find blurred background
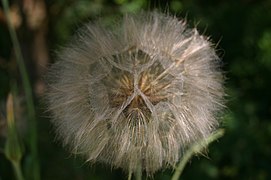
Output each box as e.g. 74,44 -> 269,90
0,0 -> 271,179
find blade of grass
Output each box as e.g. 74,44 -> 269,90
1,1 -> 40,179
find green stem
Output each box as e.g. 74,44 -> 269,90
12,161 -> 25,180
128,171 -> 132,180
1,0 -> 40,180
171,129 -> 225,180
135,162 -> 142,180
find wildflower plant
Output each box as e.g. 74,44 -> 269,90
46,11 -> 224,177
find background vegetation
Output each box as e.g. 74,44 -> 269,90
0,0 -> 271,179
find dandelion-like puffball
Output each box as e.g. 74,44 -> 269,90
46,11 -> 224,174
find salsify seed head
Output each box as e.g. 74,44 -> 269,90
46,11 -> 224,174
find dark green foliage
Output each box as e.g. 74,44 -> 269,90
0,0 -> 270,179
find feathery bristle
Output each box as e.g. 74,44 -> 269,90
46,11 -> 225,175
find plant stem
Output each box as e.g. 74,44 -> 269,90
171,129 -> 225,180
128,171 -> 132,180
12,161 -> 25,180
1,0 -> 40,179
136,162 -> 142,180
